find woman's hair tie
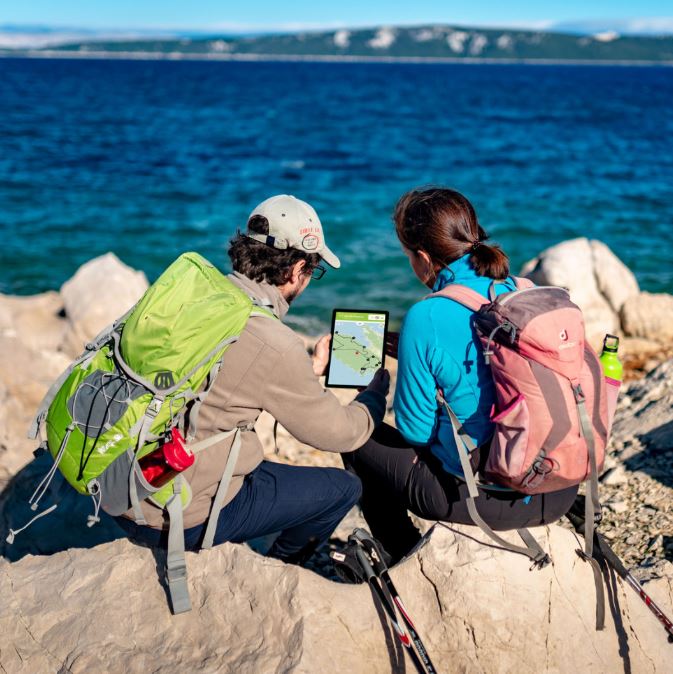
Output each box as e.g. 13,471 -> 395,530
471,239 -> 481,251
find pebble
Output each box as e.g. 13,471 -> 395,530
607,500 -> 628,514
647,534 -> 663,552
601,465 -> 628,486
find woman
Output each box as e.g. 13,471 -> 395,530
342,187 -> 578,563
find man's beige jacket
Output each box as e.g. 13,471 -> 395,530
122,272 -> 386,529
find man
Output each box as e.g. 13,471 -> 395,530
116,195 -> 389,563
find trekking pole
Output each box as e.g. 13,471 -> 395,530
566,505 -> 673,644
351,529 -> 438,673
352,543 -> 432,674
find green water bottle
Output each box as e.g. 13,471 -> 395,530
599,334 -> 622,430
599,334 -> 623,381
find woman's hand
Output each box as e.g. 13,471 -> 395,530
363,368 -> 390,398
385,331 -> 400,359
312,334 -> 331,377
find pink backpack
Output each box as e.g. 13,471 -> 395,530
432,276 -> 609,494
429,277 -> 609,627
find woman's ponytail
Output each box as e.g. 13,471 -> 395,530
469,241 -> 509,280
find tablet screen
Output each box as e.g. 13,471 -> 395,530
325,309 -> 388,388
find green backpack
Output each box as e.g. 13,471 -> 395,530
10,252 -> 275,613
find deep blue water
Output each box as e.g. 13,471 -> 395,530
1,57 -> 672,332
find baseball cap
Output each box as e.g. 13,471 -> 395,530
245,195 -> 341,269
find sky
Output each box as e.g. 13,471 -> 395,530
2,0 -> 673,32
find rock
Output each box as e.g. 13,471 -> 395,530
620,336 -> 663,356
0,335 -> 72,483
619,336 -> 673,381
648,535 -> 664,552
0,291 -> 69,354
0,381 -> 26,490
600,465 -> 628,486
520,238 -> 638,346
60,253 -> 149,344
598,358 -> 673,575
611,358 -> 673,451
606,500 -> 628,514
621,292 -> 673,343
589,240 -> 640,315
1,524 -> 672,673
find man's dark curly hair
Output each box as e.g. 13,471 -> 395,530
228,215 -> 322,286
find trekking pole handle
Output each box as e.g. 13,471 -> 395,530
565,508 -> 585,534
353,546 -> 377,583
352,529 -> 388,576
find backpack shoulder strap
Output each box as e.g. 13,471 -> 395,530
512,276 -> 535,290
426,284 -> 487,312
487,276 -> 533,300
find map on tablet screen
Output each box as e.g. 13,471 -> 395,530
326,310 -> 388,388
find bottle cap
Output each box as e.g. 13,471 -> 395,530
602,334 -> 620,353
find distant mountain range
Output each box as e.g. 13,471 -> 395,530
3,24 -> 673,62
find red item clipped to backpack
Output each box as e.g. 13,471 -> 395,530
139,428 -> 195,488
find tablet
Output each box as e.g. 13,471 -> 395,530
325,309 -> 388,388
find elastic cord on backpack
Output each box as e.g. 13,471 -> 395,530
29,424 -> 73,511
87,479 -> 102,528
5,504 -> 58,544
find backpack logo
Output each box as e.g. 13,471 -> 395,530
558,329 -> 576,350
154,371 -> 175,390
96,433 -> 124,455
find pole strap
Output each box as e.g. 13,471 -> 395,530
165,475 -> 191,614
575,387 -> 606,631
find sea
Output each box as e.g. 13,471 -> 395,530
1,57 -> 672,333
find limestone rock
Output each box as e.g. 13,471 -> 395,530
0,381 -> 25,490
0,335 -> 71,483
520,238 -> 639,347
0,317 -> 73,485
589,240 -> 640,316
621,292 -> 673,343
60,253 -> 148,344
1,524 -> 671,673
0,291 -> 69,354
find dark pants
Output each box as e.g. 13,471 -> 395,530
115,460 -> 362,561
342,423 -> 578,562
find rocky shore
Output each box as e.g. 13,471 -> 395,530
1,238 -> 672,672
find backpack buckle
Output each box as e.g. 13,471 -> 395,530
146,398 -> 162,419
531,553 -> 552,570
